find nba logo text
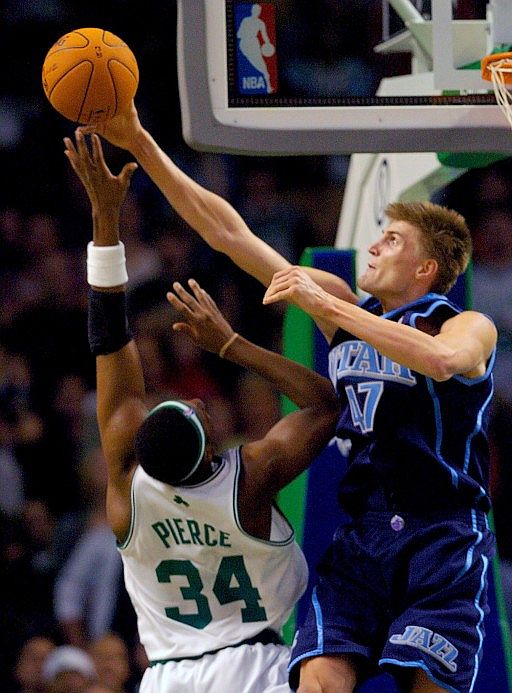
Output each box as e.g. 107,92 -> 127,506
235,3 -> 278,95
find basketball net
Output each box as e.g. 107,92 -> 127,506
482,54 -> 512,129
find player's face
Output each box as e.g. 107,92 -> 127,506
357,221 -> 430,308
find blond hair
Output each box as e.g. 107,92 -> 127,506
385,201 -> 471,294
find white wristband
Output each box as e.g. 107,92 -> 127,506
87,242 -> 128,287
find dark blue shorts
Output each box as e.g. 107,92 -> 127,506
289,510 -> 495,693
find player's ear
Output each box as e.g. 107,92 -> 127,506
416,258 -> 438,281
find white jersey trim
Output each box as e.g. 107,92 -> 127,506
232,448 -> 296,547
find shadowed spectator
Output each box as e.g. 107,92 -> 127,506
89,633 -> 132,693
14,635 -> 56,693
41,645 -> 97,693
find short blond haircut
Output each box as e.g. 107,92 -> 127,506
385,201 -> 472,294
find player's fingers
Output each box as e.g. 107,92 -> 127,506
187,279 -> 209,305
172,322 -> 195,338
75,136 -> 97,182
188,279 -> 217,311
167,288 -> 197,320
120,162 -> 138,184
89,136 -> 113,180
166,291 -> 191,315
63,151 -> 80,175
63,139 -> 87,179
187,278 -> 202,295
63,137 -> 77,156
63,156 -> 82,182
271,267 -> 293,281
77,125 -> 97,135
63,143 -> 78,167
272,266 -> 303,285
90,133 -> 107,167
172,281 -> 201,311
262,279 -> 286,299
74,129 -> 92,162
262,287 -> 288,304
63,136 -> 84,170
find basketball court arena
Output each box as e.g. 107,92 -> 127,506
177,1 -> 512,690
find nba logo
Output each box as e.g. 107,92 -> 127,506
235,3 -> 278,95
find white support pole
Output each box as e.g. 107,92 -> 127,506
488,0 -> 512,47
387,0 -> 425,26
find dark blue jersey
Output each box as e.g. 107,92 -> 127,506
328,293 -> 495,516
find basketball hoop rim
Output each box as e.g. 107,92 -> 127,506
481,52 -> 512,84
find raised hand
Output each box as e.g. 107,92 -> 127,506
167,279 -> 235,355
78,100 -> 143,151
64,130 -> 137,216
262,266 -> 330,319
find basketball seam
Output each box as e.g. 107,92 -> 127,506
108,59 -> 139,82
78,64 -> 95,123
107,60 -> 119,117
47,30 -> 90,55
46,60 -> 94,123
101,28 -> 128,49
75,30 -> 91,46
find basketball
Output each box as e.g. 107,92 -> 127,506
42,27 -> 139,124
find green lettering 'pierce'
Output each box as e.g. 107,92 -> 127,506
147,400 -> 206,482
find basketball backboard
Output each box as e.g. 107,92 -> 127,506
176,0 -> 512,155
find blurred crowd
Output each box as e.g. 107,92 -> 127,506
0,1 -> 511,690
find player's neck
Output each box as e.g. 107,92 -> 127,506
377,286 -> 432,314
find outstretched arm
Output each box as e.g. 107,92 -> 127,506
65,130 -> 146,539
264,266 -> 497,380
167,279 -> 339,500
84,102 -> 358,341
168,278 -> 337,411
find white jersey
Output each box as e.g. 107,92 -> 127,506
118,447 -> 308,662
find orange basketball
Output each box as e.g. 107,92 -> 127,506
42,27 -> 139,124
